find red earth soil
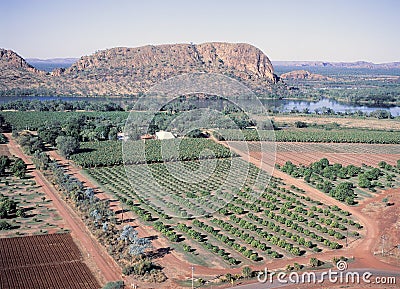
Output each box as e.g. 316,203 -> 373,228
0,233 -> 100,289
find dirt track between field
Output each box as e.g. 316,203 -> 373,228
5,134 -> 122,286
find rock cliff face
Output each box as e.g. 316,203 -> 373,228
67,43 -> 275,80
0,49 -> 38,72
0,43 -> 278,96
0,49 -> 49,93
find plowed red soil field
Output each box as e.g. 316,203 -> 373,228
228,141 -> 400,166
0,233 -> 100,289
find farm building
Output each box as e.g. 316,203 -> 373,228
155,130 -> 175,140
117,132 -> 128,140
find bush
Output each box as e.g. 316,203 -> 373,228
0,155 -> 11,175
0,195 -> 17,218
0,220 -> 12,230
242,266 -> 252,278
309,257 -> 322,267
10,158 -> 27,179
132,259 -> 153,276
102,281 -> 124,289
16,209 -> 26,218
56,135 -> 79,158
295,121 -> 308,128
183,244 -> 192,252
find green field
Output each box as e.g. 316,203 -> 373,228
71,138 -> 237,167
216,128 -> 400,144
86,156 -> 362,267
279,159 -> 400,204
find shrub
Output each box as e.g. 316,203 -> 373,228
295,121 -> 308,128
309,257 -> 322,267
56,135 -> 80,158
242,266 -> 252,278
102,281 -> 124,289
0,220 -> 12,230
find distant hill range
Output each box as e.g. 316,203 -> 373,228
26,58 -> 78,72
0,42 -> 280,96
273,61 -> 400,69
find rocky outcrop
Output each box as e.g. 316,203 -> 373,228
0,49 -> 51,93
67,43 -> 275,81
0,43 -> 279,96
0,49 -> 39,73
280,70 -> 334,81
51,68 -> 65,77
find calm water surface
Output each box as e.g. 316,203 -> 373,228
0,96 -> 399,116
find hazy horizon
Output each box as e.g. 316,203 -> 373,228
1,0 -> 399,63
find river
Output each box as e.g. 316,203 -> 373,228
261,98 -> 400,116
0,96 -> 399,116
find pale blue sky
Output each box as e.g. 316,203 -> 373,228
1,0 -> 399,62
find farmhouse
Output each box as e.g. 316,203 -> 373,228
155,130 -> 175,140
117,132 -> 128,141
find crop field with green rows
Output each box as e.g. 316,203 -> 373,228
71,138 -> 236,167
216,128 -> 400,144
86,156 -> 363,267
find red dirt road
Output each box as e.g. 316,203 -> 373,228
5,134 -> 122,286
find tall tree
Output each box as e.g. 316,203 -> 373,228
0,195 -> 17,218
0,155 -> 11,175
56,136 -> 80,158
10,158 -> 26,178
38,122 -> 64,146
